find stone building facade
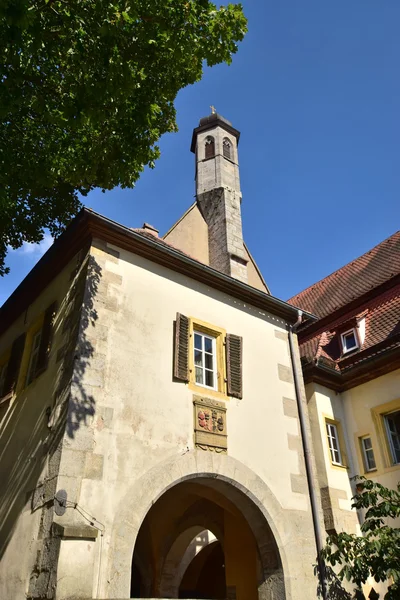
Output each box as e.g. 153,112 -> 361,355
289,231 -> 400,598
1,112 -> 398,600
0,113 -> 322,600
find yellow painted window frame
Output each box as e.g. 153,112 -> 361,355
353,430 -> 380,475
371,398 -> 400,472
359,434 -> 377,474
188,317 -> 227,400
323,415 -> 349,470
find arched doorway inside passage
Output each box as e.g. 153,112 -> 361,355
130,476 -> 286,600
105,451 -> 295,600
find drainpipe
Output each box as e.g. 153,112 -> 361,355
288,310 -> 328,600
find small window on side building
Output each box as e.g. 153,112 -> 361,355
341,328 -> 359,354
360,436 -> 376,472
384,410 -> 400,465
326,421 -> 343,466
26,330 -> 42,386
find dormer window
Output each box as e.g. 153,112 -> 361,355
341,328 -> 359,354
205,136 -> 215,159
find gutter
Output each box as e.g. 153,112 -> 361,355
288,310 -> 327,600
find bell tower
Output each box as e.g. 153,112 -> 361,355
191,110 -> 248,283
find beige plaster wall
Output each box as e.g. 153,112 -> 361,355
342,369 -> 400,490
306,373 -> 400,600
53,240 -> 320,599
0,249 -> 87,600
163,203 -> 210,266
305,383 -> 357,534
244,245 -> 269,293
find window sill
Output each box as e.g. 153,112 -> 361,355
382,463 -> 400,474
188,381 -> 228,401
330,463 -> 348,471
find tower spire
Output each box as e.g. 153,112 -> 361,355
191,111 -> 247,283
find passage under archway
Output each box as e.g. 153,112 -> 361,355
130,477 -> 285,600
179,538 -> 225,599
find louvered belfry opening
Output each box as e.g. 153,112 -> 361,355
223,137 -> 232,160
204,135 -> 215,159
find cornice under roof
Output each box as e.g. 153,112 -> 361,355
0,209 -> 316,335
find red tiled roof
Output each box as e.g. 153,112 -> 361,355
288,231 -> 400,319
299,284 -> 400,369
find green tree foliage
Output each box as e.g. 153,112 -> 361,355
0,0 -> 247,275
322,476 -> 400,599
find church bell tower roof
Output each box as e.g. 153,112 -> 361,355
190,111 -> 240,153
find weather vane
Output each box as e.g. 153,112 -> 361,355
210,105 -> 216,114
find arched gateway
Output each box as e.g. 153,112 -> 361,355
106,451 -> 296,600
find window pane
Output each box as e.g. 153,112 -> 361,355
195,367 -> 203,384
194,350 -> 203,366
361,437 -> 376,471
385,411 -> 400,464
205,353 -> 213,370
326,422 -> 342,465
366,450 -> 376,470
205,370 -> 214,388
343,331 -> 357,351
33,332 -> 42,351
363,437 -> 372,450
194,334 -> 202,351
204,337 -> 213,353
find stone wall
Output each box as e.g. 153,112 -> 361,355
0,248 -> 89,600
49,242 -> 321,599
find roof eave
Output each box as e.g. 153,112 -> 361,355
302,342 -> 400,392
0,208 -> 317,335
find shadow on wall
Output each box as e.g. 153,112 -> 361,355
316,565 -> 379,600
0,251 -> 101,578
65,253 -> 101,439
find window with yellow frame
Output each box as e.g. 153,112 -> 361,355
372,399 -> 400,469
324,417 -> 348,468
188,318 -> 226,397
174,313 -> 243,400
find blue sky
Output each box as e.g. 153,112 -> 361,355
2,0 -> 400,306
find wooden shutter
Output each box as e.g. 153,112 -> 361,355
2,333 -> 26,397
174,313 -> 189,382
226,333 -> 243,399
36,301 -> 57,376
